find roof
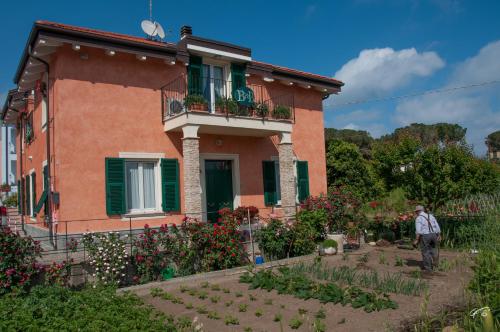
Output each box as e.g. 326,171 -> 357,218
12,20 -> 343,88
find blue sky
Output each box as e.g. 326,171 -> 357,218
1,0 -> 499,154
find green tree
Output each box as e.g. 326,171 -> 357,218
326,140 -> 382,200
486,130 -> 500,150
379,123 -> 467,147
324,128 -> 373,157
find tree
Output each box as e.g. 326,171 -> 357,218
326,140 -> 382,200
486,130 -> 500,150
379,123 -> 467,147
324,128 -> 373,158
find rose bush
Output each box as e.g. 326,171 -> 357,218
0,227 -> 43,294
82,231 -> 128,286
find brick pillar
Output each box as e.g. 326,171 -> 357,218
278,132 -> 296,218
182,125 -> 202,221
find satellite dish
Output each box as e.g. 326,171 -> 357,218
155,21 -> 165,39
141,19 -> 157,37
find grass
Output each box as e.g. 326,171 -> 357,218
313,319 -> 326,332
379,252 -> 388,265
185,302 -> 193,309
298,308 -> 308,315
195,305 -> 208,314
207,311 -> 220,320
274,313 -> 283,322
210,295 -> 220,303
395,256 -> 404,267
264,298 -> 273,305
225,300 -> 233,307
249,294 -> 257,301
200,281 -> 209,288
197,291 -> 208,299
235,291 -> 243,297
358,253 -> 370,263
179,285 -> 189,293
222,288 -> 230,294
315,308 -> 326,319
224,315 -> 239,326
289,316 -> 303,329
255,308 -> 264,317
239,303 -> 248,312
210,284 -> 221,291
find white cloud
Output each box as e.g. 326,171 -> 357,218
394,40 -> 500,155
449,40 -> 500,86
328,47 -> 445,105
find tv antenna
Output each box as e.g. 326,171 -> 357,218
141,0 -> 168,40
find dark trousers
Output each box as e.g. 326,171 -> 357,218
420,233 -> 439,271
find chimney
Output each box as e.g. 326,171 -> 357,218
180,26 -> 192,39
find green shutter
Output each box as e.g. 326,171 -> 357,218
231,63 -> 246,95
43,165 -> 49,216
188,55 -> 203,95
262,161 -> 277,206
161,158 -> 180,212
296,161 -> 310,203
17,180 -> 21,214
25,175 -> 30,215
32,172 -> 36,216
105,158 -> 125,215
33,190 -> 47,215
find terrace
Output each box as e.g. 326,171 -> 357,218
161,74 -> 294,137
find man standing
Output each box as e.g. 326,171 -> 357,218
413,205 -> 441,272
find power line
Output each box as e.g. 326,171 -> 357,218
328,79 -> 500,108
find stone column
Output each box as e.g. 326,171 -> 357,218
182,125 -> 202,221
278,132 -> 296,218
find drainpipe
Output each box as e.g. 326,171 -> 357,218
28,46 -> 54,247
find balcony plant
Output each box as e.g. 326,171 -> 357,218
273,105 -> 291,119
255,103 -> 269,118
184,94 -> 208,112
1,183 -> 11,193
226,99 -> 239,115
215,98 -> 226,113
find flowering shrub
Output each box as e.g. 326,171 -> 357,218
187,218 -> 245,272
255,219 -> 292,260
233,206 -> 259,222
302,187 -> 363,233
82,232 -> 128,286
66,238 -> 78,252
45,260 -> 73,287
0,227 -> 43,294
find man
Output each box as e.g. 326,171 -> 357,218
413,205 -> 441,272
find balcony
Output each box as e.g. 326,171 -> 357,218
161,74 -> 294,137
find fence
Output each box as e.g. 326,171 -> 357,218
5,207 -> 304,288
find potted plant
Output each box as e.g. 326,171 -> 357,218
184,94 -> 208,112
226,98 -> 239,115
0,183 -> 11,193
322,239 -> 338,255
273,105 -> 291,119
215,97 -> 226,113
255,103 -> 269,118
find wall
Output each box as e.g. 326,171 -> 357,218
23,44 -> 327,233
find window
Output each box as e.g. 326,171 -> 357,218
262,159 -> 309,206
125,161 -> 159,214
25,113 -> 34,144
41,93 -> 47,129
202,64 -> 225,112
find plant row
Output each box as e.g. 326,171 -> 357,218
239,267 -> 398,313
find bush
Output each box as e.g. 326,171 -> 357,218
322,239 -> 338,248
0,286 -> 179,331
0,227 -> 42,295
255,219 -> 292,260
296,209 -> 328,241
469,251 -> 500,320
290,219 -> 317,256
3,194 -> 18,208
82,231 -> 128,286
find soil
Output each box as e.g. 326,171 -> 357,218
138,245 -> 472,332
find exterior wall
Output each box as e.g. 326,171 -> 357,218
18,44 -> 328,234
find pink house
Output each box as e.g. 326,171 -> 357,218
1,21 -> 343,240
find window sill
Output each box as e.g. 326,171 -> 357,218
121,212 -> 166,221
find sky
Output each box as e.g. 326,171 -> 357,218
0,0 -> 499,155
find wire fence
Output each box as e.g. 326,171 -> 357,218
4,206 -> 303,288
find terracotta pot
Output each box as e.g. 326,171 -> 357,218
190,103 -> 208,112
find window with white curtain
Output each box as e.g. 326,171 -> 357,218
125,161 -> 158,214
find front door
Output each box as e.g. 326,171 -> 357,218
205,160 -> 233,223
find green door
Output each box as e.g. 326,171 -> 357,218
205,160 -> 234,223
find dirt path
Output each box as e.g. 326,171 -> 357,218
136,246 -> 472,331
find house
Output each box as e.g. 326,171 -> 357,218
1,21 -> 343,239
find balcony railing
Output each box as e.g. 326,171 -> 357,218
161,74 -> 295,123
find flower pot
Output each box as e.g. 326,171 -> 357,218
190,103 -> 208,112
324,247 -> 337,255
327,234 -> 344,254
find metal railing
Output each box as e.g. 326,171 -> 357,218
161,74 -> 295,122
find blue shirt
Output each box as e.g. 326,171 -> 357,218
415,212 -> 441,235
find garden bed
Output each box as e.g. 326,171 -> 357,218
129,245 -> 472,331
